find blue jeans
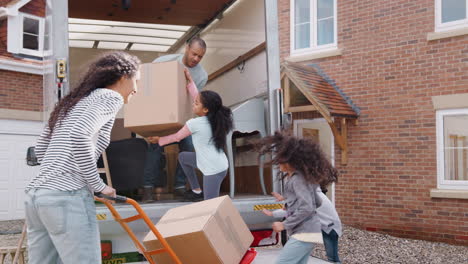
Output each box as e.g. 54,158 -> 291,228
143,136 -> 195,189
276,237 -> 314,264
25,188 -> 101,264
323,230 -> 341,263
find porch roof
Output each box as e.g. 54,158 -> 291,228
281,61 -> 360,119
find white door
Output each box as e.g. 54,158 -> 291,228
294,118 -> 336,203
0,119 -> 42,220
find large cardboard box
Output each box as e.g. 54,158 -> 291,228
143,196 -> 254,264
124,60 -> 192,137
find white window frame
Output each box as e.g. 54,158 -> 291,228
290,0 -> 337,56
436,109 -> 468,190
18,13 -> 45,57
435,0 -> 468,32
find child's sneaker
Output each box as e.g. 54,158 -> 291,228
183,190 -> 203,202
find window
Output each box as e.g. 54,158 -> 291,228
290,0 -> 337,55
436,109 -> 468,190
19,13 -> 45,57
435,0 -> 468,31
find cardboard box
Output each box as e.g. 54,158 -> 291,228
124,60 -> 192,137
143,196 -> 253,264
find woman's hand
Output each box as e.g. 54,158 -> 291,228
98,185 -> 117,203
101,185 -> 116,197
272,222 -> 285,232
184,68 -> 194,84
271,192 -> 285,201
147,136 -> 160,144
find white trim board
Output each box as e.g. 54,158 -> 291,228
0,59 -> 43,75
0,119 -> 43,135
0,109 -> 43,121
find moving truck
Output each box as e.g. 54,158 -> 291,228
42,0 -> 284,262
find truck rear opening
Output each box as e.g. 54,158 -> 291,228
44,0 -> 282,260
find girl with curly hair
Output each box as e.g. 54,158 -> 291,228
25,51 -> 141,264
255,131 -> 338,264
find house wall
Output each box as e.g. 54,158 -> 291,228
0,0 -> 44,117
0,0 -> 45,220
278,0 -> 468,245
0,69 -> 42,111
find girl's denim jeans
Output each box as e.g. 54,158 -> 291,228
276,237 -> 314,264
323,229 -> 341,263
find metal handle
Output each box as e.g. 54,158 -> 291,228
95,193 -> 128,203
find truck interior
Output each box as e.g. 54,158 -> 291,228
64,0 -> 274,202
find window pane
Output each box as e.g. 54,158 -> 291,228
443,115 -> 468,181
317,18 -> 334,45
295,23 -> 310,49
23,17 -> 39,35
23,34 -> 39,50
294,0 -> 310,50
442,0 -> 466,23
318,0 -> 334,19
295,0 -> 310,24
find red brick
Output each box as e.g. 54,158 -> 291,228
278,0 -> 468,245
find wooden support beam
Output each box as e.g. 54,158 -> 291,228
328,118 -> 348,165
208,42 -> 266,82
288,105 -> 317,113
283,76 -> 290,112
341,118 -> 348,165
280,71 -> 286,80
328,122 -> 345,150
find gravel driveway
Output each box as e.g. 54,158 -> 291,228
1,221 -> 467,264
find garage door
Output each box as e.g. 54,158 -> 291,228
0,119 -> 43,220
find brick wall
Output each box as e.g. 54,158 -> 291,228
19,0 -> 45,16
0,70 -> 42,111
0,0 -> 44,113
0,1 -> 12,6
278,0 -> 468,245
0,20 -> 6,53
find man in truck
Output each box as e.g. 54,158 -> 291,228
141,36 -> 208,202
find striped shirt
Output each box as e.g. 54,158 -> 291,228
26,88 -> 123,192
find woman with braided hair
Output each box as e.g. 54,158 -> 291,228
24,51 -> 141,264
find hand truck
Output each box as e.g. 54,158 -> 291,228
95,194 -> 258,264
95,194 -> 181,264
